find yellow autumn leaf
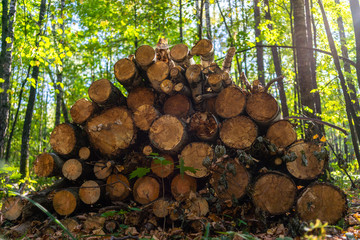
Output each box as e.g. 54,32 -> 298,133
5,37 -> 11,43
313,134 -> 319,139
320,136 -> 327,142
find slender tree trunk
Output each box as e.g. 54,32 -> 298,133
205,0 -> 212,40
5,66 -> 31,162
293,0 -> 316,122
0,0 -> 17,158
197,0 -> 204,40
254,0 -> 265,85
20,0 -> 47,177
134,3 -> 138,49
264,0 -> 289,117
179,0 -> 183,42
336,0 -> 360,113
318,0 -> 360,167
349,0 -> 360,88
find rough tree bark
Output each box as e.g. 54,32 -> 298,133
0,0 -> 17,158
205,0 -> 212,40
349,0 -> 360,88
264,0 -> 289,117
254,0 -> 265,85
179,0 -> 183,42
318,0 -> 360,167
20,0 -> 47,177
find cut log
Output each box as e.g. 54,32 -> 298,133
171,174 -> 197,201
160,79 -> 174,95
52,189 -> 79,216
190,39 -> 214,68
62,158 -> 90,181
79,180 -> 103,205
78,147 -> 91,160
266,120 -> 297,148
88,79 -> 124,106
114,58 -> 142,90
188,197 -> 209,217
189,112 -> 219,141
127,87 -> 155,112
133,176 -> 160,204
208,73 -> 223,92
170,43 -> 194,68
222,47 -> 236,73
252,172 -> 296,215
147,61 -> 170,92
1,197 -> 24,220
86,107 -> 135,156
296,183 -> 347,224
215,86 -> 246,118
246,92 -> 281,125
133,104 -> 160,131
135,45 -> 156,70
142,145 -> 153,156
180,142 -> 214,178
170,66 -> 186,84
151,154 -> 174,178
34,153 -> 64,177
106,174 -> 130,201
163,94 -> 191,118
152,199 -> 170,218
61,218 -> 79,233
94,160 -> 113,180
149,115 -> 188,153
286,142 -> 326,180
185,64 -> 203,104
220,116 -> 258,150
210,159 -> 250,200
70,98 -> 96,124
174,83 -> 191,97
50,123 -> 84,157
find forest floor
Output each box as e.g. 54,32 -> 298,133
0,180 -> 359,240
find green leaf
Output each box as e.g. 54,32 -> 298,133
177,157 -> 197,177
0,78 -> 4,83
5,37 -> 11,43
129,167 -> 150,179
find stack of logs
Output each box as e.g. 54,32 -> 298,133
2,39 -> 347,231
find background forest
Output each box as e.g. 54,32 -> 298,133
0,0 -> 360,188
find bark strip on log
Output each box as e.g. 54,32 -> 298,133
127,87 -> 155,112
180,142 -> 214,178
88,79 -> 124,107
252,171 -> 296,215
34,153 -> 64,177
220,116 -> 258,150
266,120 -> 297,148
70,98 -> 96,124
246,92 -> 281,125
215,86 -> 246,118
86,107 -> 135,156
149,115 -> 188,153
133,176 -> 160,204
286,141 -> 326,180
52,189 -> 79,216
174,83 -> 191,97
171,174 -> 197,201
185,64 -> 203,104
296,182 -> 347,224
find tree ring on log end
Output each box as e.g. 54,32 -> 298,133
286,142 -> 326,180
53,190 -> 78,216
170,44 -> 189,62
62,159 -> 82,181
86,107 -> 135,156
114,59 -> 137,84
163,94 -> 191,118
215,86 -> 246,118
220,116 -> 258,150
70,98 -> 95,124
2,197 -> 24,220
88,79 -> 113,105
180,142 -> 214,178
149,115 -> 187,152
50,124 -> 77,156
127,87 -> 155,112
133,176 -> 160,204
296,183 -> 347,224
135,45 -> 156,67
34,153 -> 60,177
266,120 -> 297,148
246,92 -> 280,124
106,174 -> 130,201
171,174 -> 197,200
79,180 -> 101,205
252,172 -> 296,215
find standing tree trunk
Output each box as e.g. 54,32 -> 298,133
0,0 -> 17,158
205,0 -> 212,40
254,0 -> 265,85
179,0 -> 183,42
20,0 -> 47,177
318,0 -> 360,167
293,0 -> 317,122
264,0 -> 289,117
196,0 -> 204,40
349,0 -> 360,88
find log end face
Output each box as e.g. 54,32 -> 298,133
2,197 -> 24,220
246,92 -> 279,123
151,154 -> 174,178
106,174 -> 130,201
62,159 -> 82,181
79,180 -> 101,205
266,120 -> 297,148
133,104 -> 159,131
88,79 -> 113,105
53,190 -> 78,216
215,86 -> 246,118
50,124 -> 77,156
163,94 -> 191,118
170,44 -> 189,62
34,153 -> 56,177
135,45 -> 156,66
171,174 -> 197,200
127,87 -> 155,111
114,58 -> 136,83
190,39 -> 213,56
189,112 -> 219,141
133,176 -> 160,204
70,98 -> 94,124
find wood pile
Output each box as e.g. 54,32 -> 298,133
1,39 -> 347,237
